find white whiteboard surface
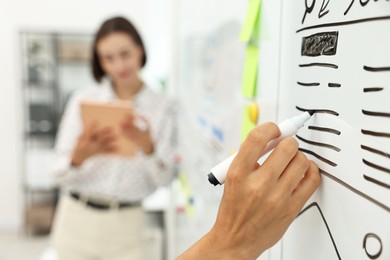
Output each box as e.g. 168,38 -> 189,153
174,0 -> 248,255
276,1 -> 390,259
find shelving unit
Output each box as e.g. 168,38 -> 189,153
20,31 -> 94,235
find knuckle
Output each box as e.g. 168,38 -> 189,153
296,152 -> 310,170
306,161 -> 321,187
311,167 -> 322,187
225,169 -> 241,184
278,137 -> 299,155
247,128 -> 267,145
266,194 -> 281,211
262,122 -> 279,133
248,184 -> 261,200
246,122 -> 280,145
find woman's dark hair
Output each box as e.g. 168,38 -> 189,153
91,16 -> 147,83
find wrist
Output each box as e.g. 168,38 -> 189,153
206,226 -> 265,259
177,229 -> 249,260
206,228 -> 245,259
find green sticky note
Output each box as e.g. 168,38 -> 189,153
241,45 -> 259,98
249,2 -> 262,44
241,104 -> 257,142
240,0 -> 262,42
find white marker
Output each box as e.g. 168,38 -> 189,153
208,111 -> 314,186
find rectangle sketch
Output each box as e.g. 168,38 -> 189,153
301,31 -> 339,57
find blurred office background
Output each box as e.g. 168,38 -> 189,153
0,0 -> 261,259
1,0 -> 177,259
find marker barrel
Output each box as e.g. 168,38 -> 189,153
208,112 -> 311,185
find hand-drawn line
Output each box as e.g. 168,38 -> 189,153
363,66 -> 390,72
299,148 -> 337,167
299,63 -> 338,69
363,233 -> 383,259
362,159 -> 390,174
297,202 -> 342,260
297,81 -> 320,87
296,106 -> 340,116
328,83 -> 341,88
296,15 -> 390,33
361,145 -> 390,159
363,87 -> 384,93
302,0 -> 315,24
362,110 -> 390,118
296,135 -> 341,152
361,129 -> 390,138
363,175 -> 390,190
344,0 -> 372,16
319,0 -> 330,19
344,0 -> 355,15
308,126 -> 341,135
319,168 -> 390,213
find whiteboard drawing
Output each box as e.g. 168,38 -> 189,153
277,0 -> 390,259
282,202 -> 341,259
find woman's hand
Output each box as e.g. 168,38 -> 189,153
121,114 -> 154,155
71,123 -> 117,166
178,122 -> 321,260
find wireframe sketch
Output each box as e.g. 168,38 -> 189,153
278,0 -> 390,259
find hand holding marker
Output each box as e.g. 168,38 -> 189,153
208,111 -> 315,186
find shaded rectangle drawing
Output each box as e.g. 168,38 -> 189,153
301,31 -> 339,57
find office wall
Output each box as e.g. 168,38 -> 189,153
0,0 -> 174,231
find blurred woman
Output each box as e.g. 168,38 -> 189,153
51,16 -> 176,260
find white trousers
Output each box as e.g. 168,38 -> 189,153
51,195 -> 149,260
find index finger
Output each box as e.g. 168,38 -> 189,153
231,122 -> 280,176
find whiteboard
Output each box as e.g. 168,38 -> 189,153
174,0 -> 248,255
276,1 -> 390,259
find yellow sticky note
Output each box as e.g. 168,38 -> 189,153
240,0 -> 262,42
241,104 -> 257,141
241,45 -> 259,98
248,102 -> 259,124
178,171 -> 195,218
